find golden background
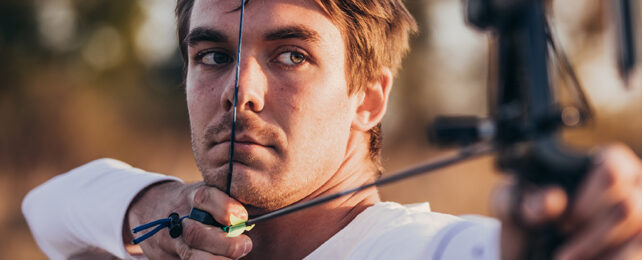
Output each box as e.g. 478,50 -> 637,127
1,0 -> 640,258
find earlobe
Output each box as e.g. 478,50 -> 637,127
352,68 -> 393,132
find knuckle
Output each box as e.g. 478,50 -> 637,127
630,193 -> 642,221
618,198 -> 638,221
607,143 -> 631,156
599,145 -> 640,184
182,222 -> 204,246
600,161 -> 621,187
226,239 -> 244,258
177,243 -> 192,260
620,201 -> 633,220
193,187 -> 208,207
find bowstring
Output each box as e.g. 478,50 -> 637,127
227,0 -> 246,195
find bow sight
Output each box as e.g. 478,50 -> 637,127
432,0 -> 593,192
431,0 -> 638,258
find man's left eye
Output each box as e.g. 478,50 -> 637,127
275,51 -> 307,66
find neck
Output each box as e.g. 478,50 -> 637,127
244,133 -> 381,260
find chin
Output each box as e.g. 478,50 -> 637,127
232,168 -> 306,213
195,150 -> 314,214
237,190 -> 299,216
196,162 -> 296,209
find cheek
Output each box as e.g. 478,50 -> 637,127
276,71 -> 353,160
185,73 -> 221,131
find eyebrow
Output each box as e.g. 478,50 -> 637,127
264,25 -> 320,43
185,27 -> 229,47
184,25 -> 321,47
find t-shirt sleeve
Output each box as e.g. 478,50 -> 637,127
21,158 -> 183,260
426,215 -> 500,260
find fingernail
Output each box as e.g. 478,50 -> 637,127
242,239 -> 252,257
234,211 -> 248,220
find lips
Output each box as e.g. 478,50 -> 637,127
209,133 -> 272,149
202,114 -> 282,152
235,135 -> 267,146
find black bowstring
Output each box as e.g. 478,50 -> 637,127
227,0 -> 246,196
132,0 -> 246,244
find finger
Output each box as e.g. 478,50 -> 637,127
608,234 -> 642,260
185,249 -> 232,260
492,182 -> 529,259
493,182 -> 567,259
145,251 -> 180,260
181,218 -> 253,259
191,185 -> 248,226
175,239 -> 232,260
491,182 -> 513,223
141,243 -> 180,260
571,144 -> 642,226
520,186 -> 567,226
493,183 -> 567,226
138,230 -> 181,259
556,189 -> 642,260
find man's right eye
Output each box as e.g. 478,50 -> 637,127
196,51 -> 233,65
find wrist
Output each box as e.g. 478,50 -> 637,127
129,181 -> 193,225
123,181 -> 194,246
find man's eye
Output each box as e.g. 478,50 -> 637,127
275,51 -> 306,66
199,51 -> 233,65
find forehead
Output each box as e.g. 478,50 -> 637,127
189,0 -> 339,40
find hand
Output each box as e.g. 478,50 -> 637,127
495,143 -> 642,260
124,182 -> 253,259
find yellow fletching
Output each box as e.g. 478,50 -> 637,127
225,215 -> 254,237
229,215 -> 245,226
245,224 -> 255,231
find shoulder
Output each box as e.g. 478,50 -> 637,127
306,202 -> 500,260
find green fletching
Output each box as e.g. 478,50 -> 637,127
224,215 -> 255,237
225,222 -> 255,237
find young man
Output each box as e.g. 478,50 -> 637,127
23,0 -> 642,259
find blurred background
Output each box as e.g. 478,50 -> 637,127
1,0 -> 640,258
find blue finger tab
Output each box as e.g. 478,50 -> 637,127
132,213 -> 185,244
168,213 -> 183,238
132,208 -> 239,244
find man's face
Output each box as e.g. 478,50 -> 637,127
186,0 -> 358,213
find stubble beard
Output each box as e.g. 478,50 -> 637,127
191,130 -> 305,215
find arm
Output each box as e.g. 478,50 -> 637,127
22,158 -> 182,259
23,158 -> 253,260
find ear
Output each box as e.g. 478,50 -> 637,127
352,68 -> 393,131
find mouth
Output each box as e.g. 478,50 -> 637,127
209,134 -> 274,150
205,134 -> 277,169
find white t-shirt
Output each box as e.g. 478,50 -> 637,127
22,159 -> 500,260
305,202 -> 499,260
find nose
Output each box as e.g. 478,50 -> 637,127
220,55 -> 266,113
